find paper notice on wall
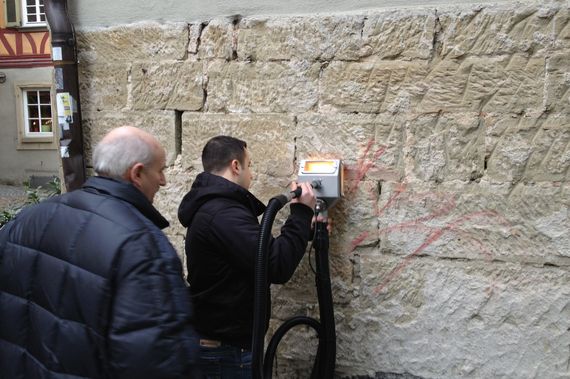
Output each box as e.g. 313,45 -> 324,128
60,146 -> 70,158
54,68 -> 64,90
56,92 -> 73,130
52,47 -> 62,61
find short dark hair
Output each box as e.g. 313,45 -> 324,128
202,135 -> 248,173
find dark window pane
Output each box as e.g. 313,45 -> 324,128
27,91 -> 38,104
29,120 -> 40,133
6,0 -> 17,23
39,91 -> 50,104
40,105 -> 51,118
28,105 -> 39,118
40,14 -> 46,22
27,0 -> 35,6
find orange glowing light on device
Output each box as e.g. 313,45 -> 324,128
302,160 -> 338,174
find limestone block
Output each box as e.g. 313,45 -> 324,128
181,112 -> 296,180
319,61 -> 411,114
81,110 -> 177,166
198,18 -> 233,60
403,112 -> 485,182
328,179 -> 380,288
361,10 -> 435,61
296,112 -> 403,182
377,181 -> 570,265
237,15 -> 366,61
76,22 -> 188,64
545,52 -> 570,112
206,60 -> 319,113
382,63 -> 431,114
187,23 -> 203,55
154,155 -> 199,271
419,56 -> 545,114
344,255 -> 570,378
438,3 -> 564,58
485,113 -> 570,183
481,55 -> 545,114
78,62 -> 128,112
131,61 -> 204,111
322,56 -> 544,115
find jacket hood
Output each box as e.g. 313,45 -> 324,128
82,176 -> 170,229
178,172 -> 266,227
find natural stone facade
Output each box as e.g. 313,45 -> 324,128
76,1 -> 570,377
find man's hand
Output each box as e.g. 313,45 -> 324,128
291,181 -> 317,211
312,214 -> 333,235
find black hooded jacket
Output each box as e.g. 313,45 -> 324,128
0,176 -> 197,378
178,172 -> 313,349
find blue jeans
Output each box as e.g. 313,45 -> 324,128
192,341 -> 252,379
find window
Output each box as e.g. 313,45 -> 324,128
15,83 -> 56,149
3,0 -> 46,27
21,0 -> 45,26
23,89 -> 52,137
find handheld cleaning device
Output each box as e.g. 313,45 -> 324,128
252,159 -> 343,379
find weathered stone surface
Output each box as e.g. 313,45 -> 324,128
78,63 -> 129,112
131,61 -> 204,111
361,10 -> 436,61
207,60 -> 320,113
76,22 -> 189,63
418,55 -> 545,113
485,113 -> 570,183
181,112 -> 296,181
296,112 -> 403,182
439,3 -> 567,58
82,110 -> 177,166
377,181 -> 570,264
187,23 -> 204,55
545,52 -> 570,113
320,61 -> 411,113
320,56 -> 545,114
198,18 -> 234,60
154,155 -> 199,269
333,254 -> 570,378
404,112 -> 485,182
237,15 -> 366,61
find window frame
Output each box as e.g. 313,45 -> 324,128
15,82 -> 58,150
3,0 -> 47,28
20,0 -> 46,27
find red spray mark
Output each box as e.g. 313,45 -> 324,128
373,210 -> 512,294
341,137 -> 512,297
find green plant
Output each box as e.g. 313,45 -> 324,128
0,177 -> 62,228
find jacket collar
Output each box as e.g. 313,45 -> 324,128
195,172 -> 266,216
178,172 -> 266,227
82,176 -> 170,229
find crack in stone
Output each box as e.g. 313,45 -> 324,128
430,9 -> 443,63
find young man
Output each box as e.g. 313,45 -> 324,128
0,126 -> 197,378
178,135 -> 316,377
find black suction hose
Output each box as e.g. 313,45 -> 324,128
313,219 -> 336,377
263,316 -> 321,378
252,193 -> 291,379
253,191 -> 336,379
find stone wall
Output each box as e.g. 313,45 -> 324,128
76,1 -> 570,377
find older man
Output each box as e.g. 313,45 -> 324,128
0,126 -> 197,378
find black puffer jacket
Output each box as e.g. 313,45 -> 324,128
178,172 -> 313,349
0,176 -> 197,378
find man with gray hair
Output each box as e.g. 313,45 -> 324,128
0,126 -> 198,378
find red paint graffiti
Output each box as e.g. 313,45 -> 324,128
343,138 -> 512,296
